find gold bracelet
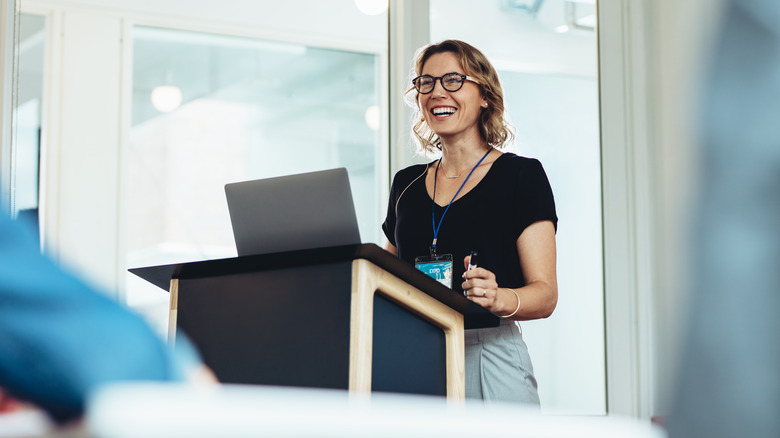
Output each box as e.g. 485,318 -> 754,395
500,288 -> 521,318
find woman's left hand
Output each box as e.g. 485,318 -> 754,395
461,256 -> 502,314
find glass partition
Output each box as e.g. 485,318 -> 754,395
430,0 -> 604,414
126,27 -> 383,329
12,13 -> 45,235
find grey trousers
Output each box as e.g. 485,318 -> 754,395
464,321 -> 540,406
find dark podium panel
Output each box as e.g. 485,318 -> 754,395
177,263 -> 353,388
131,244 -> 498,398
372,294 -> 447,396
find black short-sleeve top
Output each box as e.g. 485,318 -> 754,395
382,152 -> 557,293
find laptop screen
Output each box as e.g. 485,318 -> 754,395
224,168 -> 361,256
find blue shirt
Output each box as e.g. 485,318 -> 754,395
0,211 -> 192,422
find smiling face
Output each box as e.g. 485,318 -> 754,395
418,52 -> 487,147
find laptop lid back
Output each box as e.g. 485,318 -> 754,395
225,168 -> 361,256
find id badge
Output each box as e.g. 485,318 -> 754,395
415,254 -> 453,288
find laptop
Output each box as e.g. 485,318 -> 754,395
224,168 -> 361,256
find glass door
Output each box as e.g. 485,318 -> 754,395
429,0 -> 604,414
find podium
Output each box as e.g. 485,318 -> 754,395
131,243 -> 498,399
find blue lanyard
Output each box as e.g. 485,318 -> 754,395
430,148 -> 492,256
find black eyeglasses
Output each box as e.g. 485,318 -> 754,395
411,72 -> 480,94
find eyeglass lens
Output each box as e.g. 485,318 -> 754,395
414,73 -> 465,94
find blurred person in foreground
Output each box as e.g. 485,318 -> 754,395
666,1 -> 780,437
0,209 -> 212,424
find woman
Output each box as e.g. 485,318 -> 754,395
382,40 -> 558,404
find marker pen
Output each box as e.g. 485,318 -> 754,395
464,251 -> 479,297
467,251 -> 478,271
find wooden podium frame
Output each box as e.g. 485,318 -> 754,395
132,244 -> 498,399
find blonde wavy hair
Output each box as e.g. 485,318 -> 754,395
405,40 -> 514,154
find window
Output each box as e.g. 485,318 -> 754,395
126,26 -> 385,331
13,13 -> 45,236
430,0 -> 604,414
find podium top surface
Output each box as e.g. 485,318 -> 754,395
130,243 -> 499,329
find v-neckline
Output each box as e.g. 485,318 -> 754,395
426,152 -> 504,208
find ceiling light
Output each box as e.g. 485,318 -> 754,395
150,85 -> 183,113
354,0 -> 387,16
365,105 -> 380,131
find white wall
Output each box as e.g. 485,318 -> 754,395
54,12 -> 123,291
647,0 -> 726,417
598,0 -> 726,419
